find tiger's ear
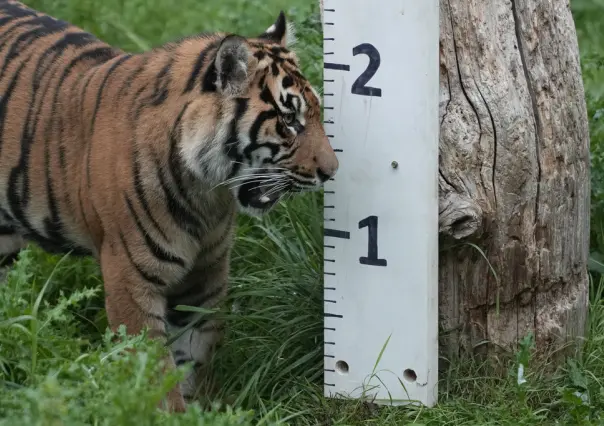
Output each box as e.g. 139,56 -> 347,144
215,35 -> 251,97
258,11 -> 296,47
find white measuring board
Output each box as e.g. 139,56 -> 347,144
321,0 -> 439,406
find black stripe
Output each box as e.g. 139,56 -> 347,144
291,166 -> 314,180
57,46 -> 116,90
0,225 -> 15,235
169,282 -> 226,311
42,148 -> 64,244
292,121 -> 304,134
124,194 -> 185,267
145,57 -> 172,106
148,312 -> 167,325
201,46 -> 219,92
81,68 -> 98,190
275,120 -> 289,139
201,61 -> 217,92
69,47 -> 119,151
77,185 -> 93,242
260,85 -> 279,110
132,147 -> 168,241
270,46 -> 287,56
5,49 -> 39,231
119,231 -> 168,288
197,215 -> 234,257
124,285 -> 167,327
89,54 -> 132,136
282,75 -> 294,89
167,102 -> 197,212
0,16 -> 68,82
203,244 -> 230,271
1,28 -> 87,162
257,74 -> 266,89
271,62 -> 279,76
0,16 -> 42,53
183,42 -> 218,93
36,34 -> 101,246
272,145 -> 298,164
281,93 -> 296,110
167,286 -> 226,327
0,16 -> 18,28
243,110 -> 279,159
0,16 -> 46,63
57,116 -> 67,173
48,46 -> 117,240
119,56 -> 148,100
57,115 -> 73,213
197,236 -> 229,261
0,2 -> 37,19
0,56 -> 27,158
41,35 -> 99,142
52,45 -> 117,137
223,98 -> 248,177
183,52 -> 206,92
154,154 -> 202,238
167,237 -> 232,302
133,82 -> 150,121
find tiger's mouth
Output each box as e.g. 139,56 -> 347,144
238,179 -> 291,210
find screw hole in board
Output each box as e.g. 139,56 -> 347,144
335,360 -> 349,375
403,369 -> 417,383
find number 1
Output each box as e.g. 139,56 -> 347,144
359,216 -> 387,267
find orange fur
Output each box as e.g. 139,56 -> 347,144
0,1 -> 338,410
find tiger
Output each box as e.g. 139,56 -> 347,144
0,0 -> 338,412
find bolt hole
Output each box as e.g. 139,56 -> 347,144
403,369 -> 417,382
335,360 -> 349,375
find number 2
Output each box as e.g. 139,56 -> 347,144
359,216 -> 387,266
351,43 -> 382,97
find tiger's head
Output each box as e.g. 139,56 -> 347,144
181,12 -> 338,216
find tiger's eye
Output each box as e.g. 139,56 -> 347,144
283,112 -> 296,125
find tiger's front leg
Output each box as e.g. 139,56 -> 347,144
99,242 -> 187,412
165,245 -> 231,403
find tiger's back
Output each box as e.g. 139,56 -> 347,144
0,1 -> 121,256
0,0 -> 338,412
0,1 -> 232,258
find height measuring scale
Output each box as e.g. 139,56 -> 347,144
321,0 -> 439,406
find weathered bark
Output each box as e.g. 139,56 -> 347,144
318,0 -> 590,358
438,0 -> 590,357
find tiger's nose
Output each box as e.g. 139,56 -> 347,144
315,151 -> 339,182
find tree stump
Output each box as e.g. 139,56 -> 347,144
438,0 -> 590,357
318,0 -> 590,358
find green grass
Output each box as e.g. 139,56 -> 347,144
1,0 -> 604,424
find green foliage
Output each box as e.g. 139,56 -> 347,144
0,248 -> 256,425
1,0 -> 604,424
573,0 -> 604,254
